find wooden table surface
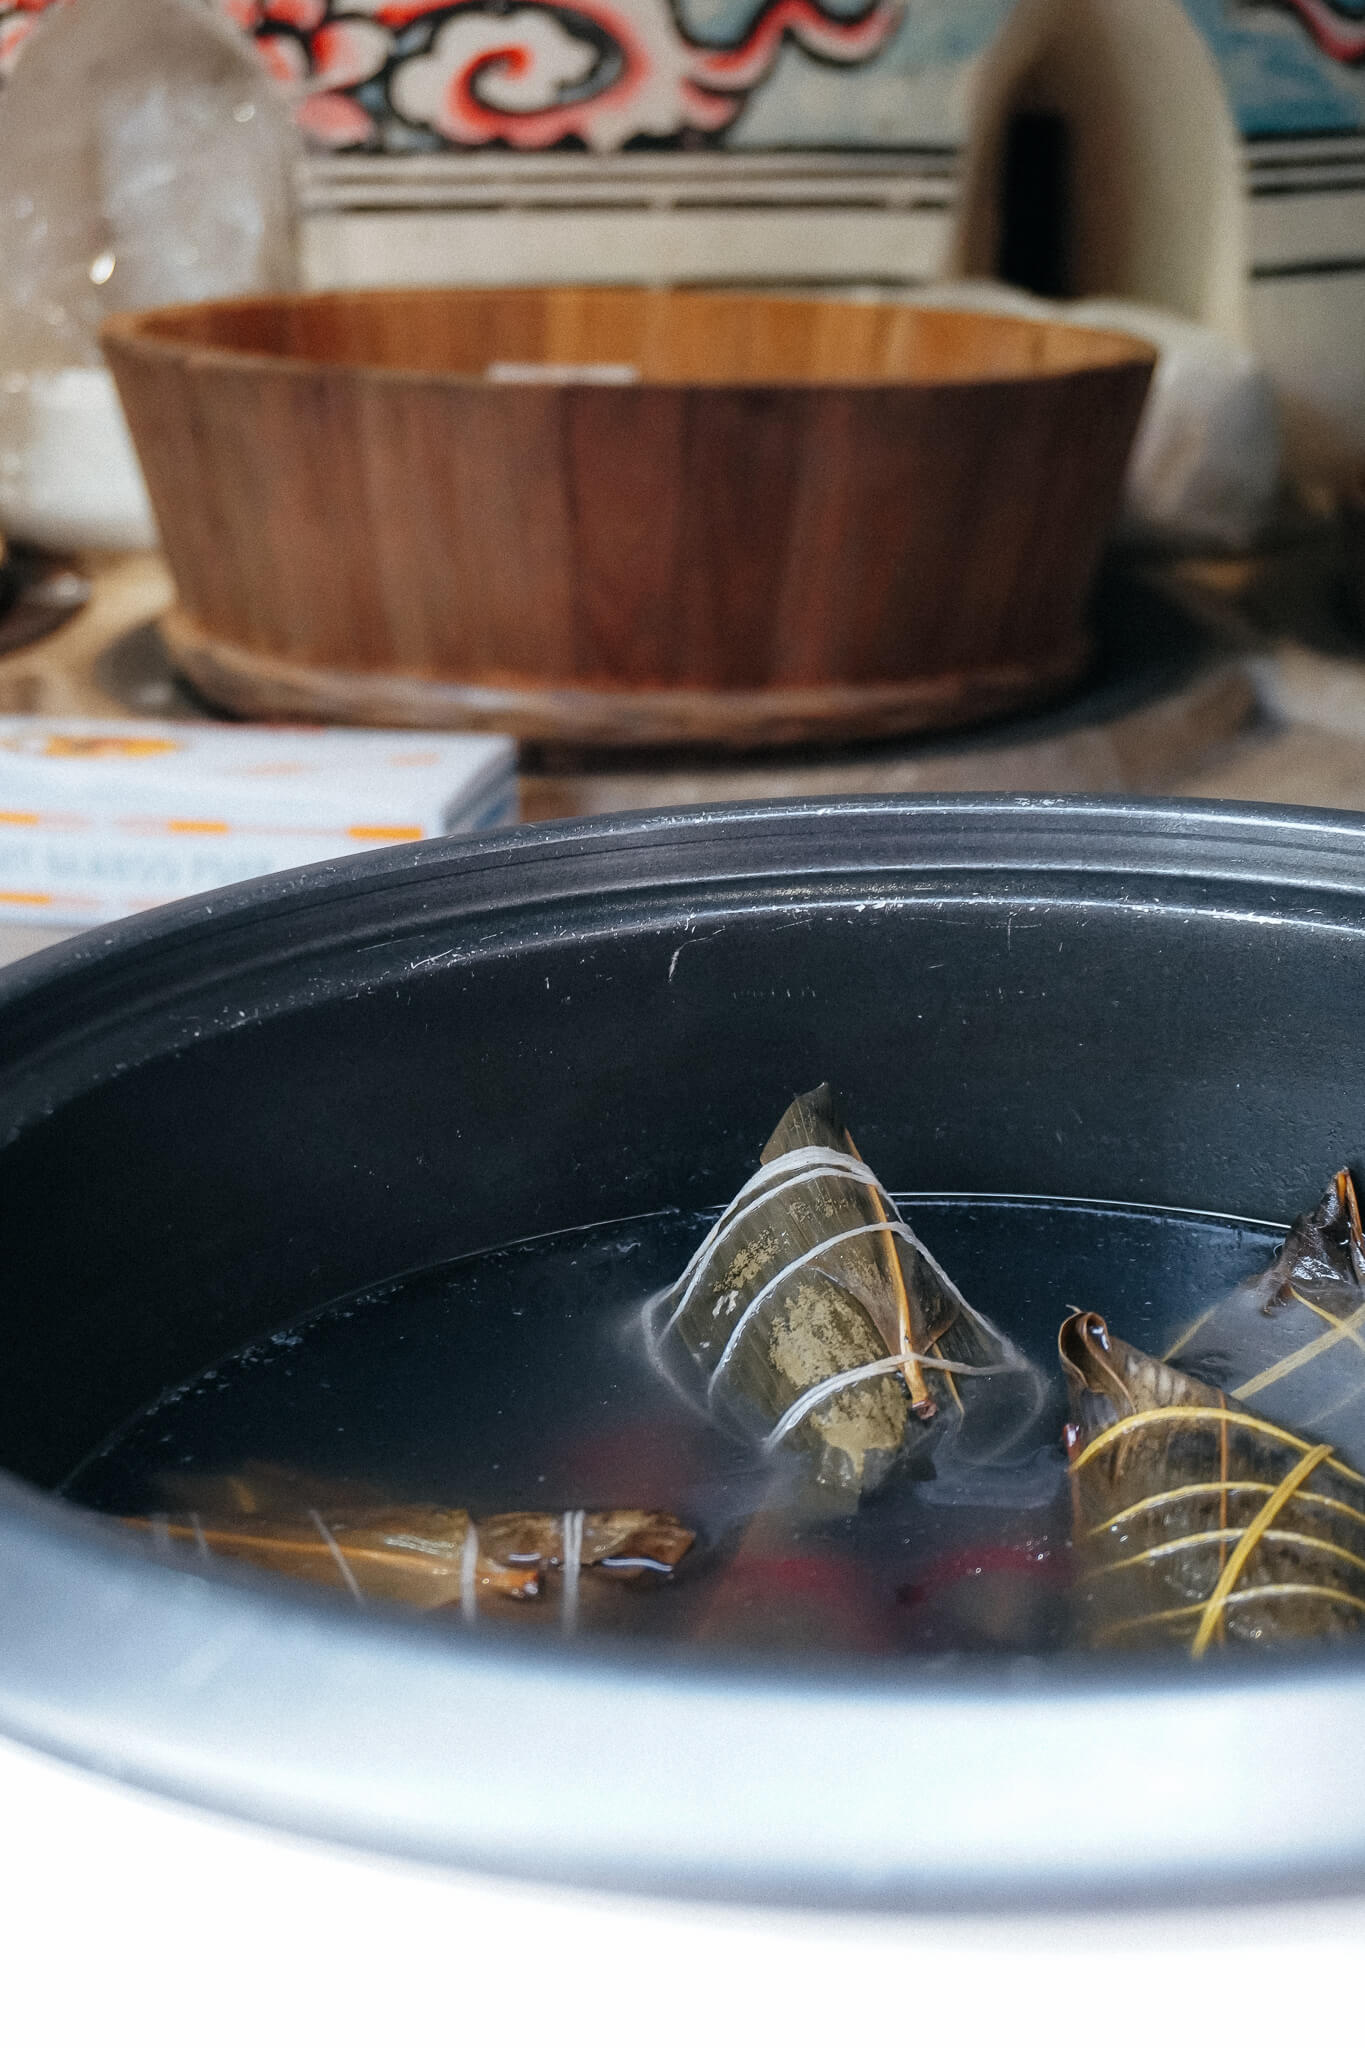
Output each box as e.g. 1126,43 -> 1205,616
1,538 -> 1363,965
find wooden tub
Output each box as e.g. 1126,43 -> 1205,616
102,287 -> 1155,751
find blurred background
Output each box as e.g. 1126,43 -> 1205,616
0,0 -> 1362,957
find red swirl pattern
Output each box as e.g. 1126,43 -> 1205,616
1280,0 -> 1365,64
1,0 -> 1361,152
0,0 -> 899,149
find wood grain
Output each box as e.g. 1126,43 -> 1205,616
103,287 -> 1155,750
160,604 -> 1091,750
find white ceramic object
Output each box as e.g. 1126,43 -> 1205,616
0,0 -> 300,553
898,280 -> 1280,550
0,366 -> 156,552
1071,296 -> 1281,551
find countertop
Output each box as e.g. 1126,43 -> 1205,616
1,535 -> 1364,964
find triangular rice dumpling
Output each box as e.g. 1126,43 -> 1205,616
1061,1309 -> 1365,1654
646,1084 -> 1046,1502
1165,1170 -> 1365,1469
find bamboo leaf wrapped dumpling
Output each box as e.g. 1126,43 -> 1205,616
1061,1309 -> 1365,1653
127,1473 -> 692,1623
646,1084 -> 1047,1503
1165,1171 -> 1365,1468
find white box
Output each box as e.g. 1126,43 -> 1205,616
0,717 -> 517,926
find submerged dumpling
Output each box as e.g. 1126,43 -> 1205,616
646,1084 -> 1048,1502
1062,1309 -> 1365,1654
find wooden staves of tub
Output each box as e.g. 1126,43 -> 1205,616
101,288 -> 1155,752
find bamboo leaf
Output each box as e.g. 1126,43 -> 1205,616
646,1084 -> 1047,1503
126,1489 -> 693,1618
1060,1309 -> 1365,1652
1165,1171 -> 1365,1466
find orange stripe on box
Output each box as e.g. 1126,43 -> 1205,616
165,819 -> 231,835
0,890 -> 54,906
347,825 -> 424,843
0,812 -> 42,827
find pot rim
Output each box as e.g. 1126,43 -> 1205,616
2,791 -> 1364,1914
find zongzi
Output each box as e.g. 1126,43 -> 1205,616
128,1497 -> 693,1623
1164,1170 -> 1365,1470
647,1084 -> 1046,1502
1061,1309 -> 1365,1653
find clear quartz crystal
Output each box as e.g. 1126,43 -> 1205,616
0,0 -> 300,548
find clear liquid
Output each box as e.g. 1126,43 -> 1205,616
65,1197 -> 1282,1658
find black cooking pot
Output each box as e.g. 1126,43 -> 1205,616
2,795 -> 1365,1911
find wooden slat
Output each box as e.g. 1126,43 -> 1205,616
104,286 -> 1154,748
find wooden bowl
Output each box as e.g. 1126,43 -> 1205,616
102,288 -> 1155,752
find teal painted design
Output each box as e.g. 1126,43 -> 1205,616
730,0 -> 1013,148
706,0 -> 1365,146
1183,1 -> 1365,136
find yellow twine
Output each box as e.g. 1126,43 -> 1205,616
1161,1301 -> 1218,1363
1088,1477 -> 1365,1541
845,1126 -> 933,1413
1233,1296 -> 1365,1401
1190,1441 -> 1335,1659
1288,1290 -> 1365,1356
1072,1406 -> 1365,1491
1081,1521 -> 1365,1583
1093,1581 -> 1365,1645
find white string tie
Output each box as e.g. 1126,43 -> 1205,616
706,1218 -> 922,1416
664,1147 -> 889,1335
672,1146 -> 874,1282
460,1518 -> 480,1626
762,1351 -> 973,1451
309,1509 -> 364,1605
561,1509 -> 585,1634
